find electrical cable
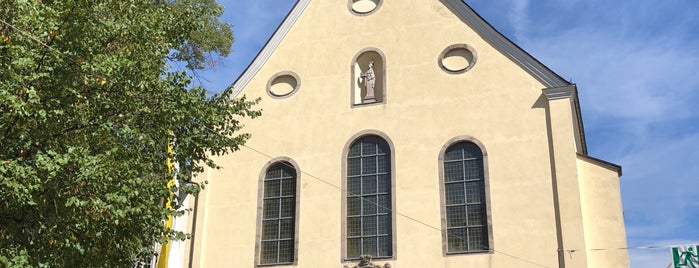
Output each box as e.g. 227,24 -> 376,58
566,243 -> 699,252
243,144 -> 552,268
0,18 -> 53,49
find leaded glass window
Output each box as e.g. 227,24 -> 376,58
260,162 -> 297,264
346,135 -> 392,259
443,142 -> 489,253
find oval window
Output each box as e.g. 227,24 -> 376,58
439,44 -> 477,74
350,0 -> 381,15
267,72 -> 300,98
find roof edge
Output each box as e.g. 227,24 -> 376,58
577,153 -> 623,177
226,0 -> 311,97
441,0 -> 570,88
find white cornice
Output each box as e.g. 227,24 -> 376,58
543,84 -> 588,154
543,85 -> 576,101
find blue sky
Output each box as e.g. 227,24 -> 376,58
199,1 -> 699,267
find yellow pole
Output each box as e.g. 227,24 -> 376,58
157,133 -> 176,268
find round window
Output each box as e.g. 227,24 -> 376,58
438,44 -> 478,74
267,72 -> 300,98
349,0 -> 382,15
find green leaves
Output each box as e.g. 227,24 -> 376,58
0,0 -> 256,267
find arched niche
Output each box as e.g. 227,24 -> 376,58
351,49 -> 386,106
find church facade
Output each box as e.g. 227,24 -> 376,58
182,0 -> 629,267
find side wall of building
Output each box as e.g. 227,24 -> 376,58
577,156 -> 629,267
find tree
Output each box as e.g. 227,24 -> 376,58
0,0 -> 259,266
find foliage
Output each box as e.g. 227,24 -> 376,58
0,0 -> 258,266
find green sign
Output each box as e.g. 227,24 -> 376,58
673,245 -> 699,268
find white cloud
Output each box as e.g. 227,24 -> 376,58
522,27 -> 699,127
507,0 -> 530,40
619,133 -> 699,239
628,240 -> 699,268
630,248 -> 673,268
511,1 -> 699,262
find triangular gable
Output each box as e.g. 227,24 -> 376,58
226,0 -> 587,154
227,0 -> 570,98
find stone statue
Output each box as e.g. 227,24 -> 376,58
357,255 -> 373,267
360,61 -> 376,101
345,255 -> 391,268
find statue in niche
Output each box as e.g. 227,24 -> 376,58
360,61 -> 376,101
343,255 -> 391,268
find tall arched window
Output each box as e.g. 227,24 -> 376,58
259,161 -> 298,265
442,141 -> 489,253
346,135 -> 392,259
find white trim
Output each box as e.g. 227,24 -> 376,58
228,0 -> 311,98
543,85 -> 576,101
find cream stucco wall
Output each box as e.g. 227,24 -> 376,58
185,1 -> 628,267
577,156 -> 629,268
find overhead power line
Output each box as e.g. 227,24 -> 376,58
566,243 -> 699,252
0,18 -> 53,49
242,144 -> 552,268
